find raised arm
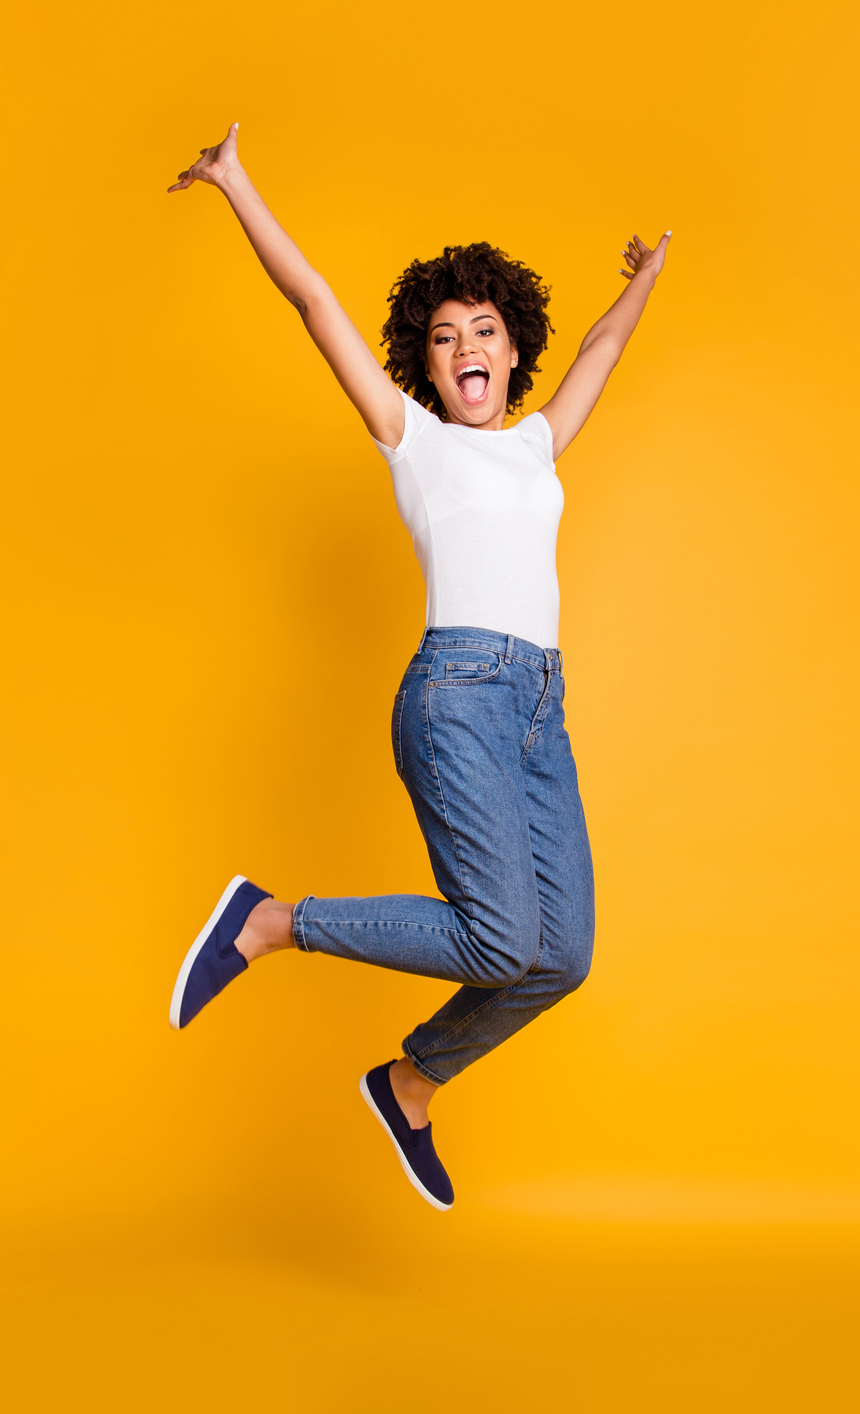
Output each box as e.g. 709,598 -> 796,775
169,124 -> 405,448
539,231 -> 671,460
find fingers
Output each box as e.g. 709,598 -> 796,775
620,238 -> 639,278
617,230 -> 672,274
169,152 -> 205,190
167,170 -> 194,192
167,124 -> 239,194
652,230 -> 672,270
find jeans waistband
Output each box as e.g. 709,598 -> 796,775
417,625 -> 562,674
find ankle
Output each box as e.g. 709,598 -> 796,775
235,898 -> 295,963
389,1057 -> 437,1129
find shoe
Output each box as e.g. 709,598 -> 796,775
359,1061 -> 454,1211
169,875 -> 272,1030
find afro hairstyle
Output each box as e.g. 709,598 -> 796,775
381,242 -> 553,418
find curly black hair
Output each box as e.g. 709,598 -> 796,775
381,242 -> 553,418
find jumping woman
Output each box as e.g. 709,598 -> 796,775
167,123 -> 670,1211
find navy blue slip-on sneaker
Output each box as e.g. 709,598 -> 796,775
359,1061 -> 454,1212
169,875 -> 272,1030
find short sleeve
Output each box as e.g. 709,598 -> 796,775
370,389 -> 436,462
516,411 -> 555,467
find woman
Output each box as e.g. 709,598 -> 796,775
167,123 -> 670,1211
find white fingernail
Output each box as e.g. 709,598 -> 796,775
665,229 -> 672,235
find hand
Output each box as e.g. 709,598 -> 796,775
619,231 -> 672,282
167,122 -> 242,193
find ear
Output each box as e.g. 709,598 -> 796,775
510,345 -> 519,369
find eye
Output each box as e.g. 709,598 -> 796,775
434,334 -> 454,344
477,327 -> 495,336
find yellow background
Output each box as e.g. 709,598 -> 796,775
2,0 -> 858,1408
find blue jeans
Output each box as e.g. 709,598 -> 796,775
293,627 -> 595,1084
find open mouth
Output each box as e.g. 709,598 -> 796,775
455,363 -> 490,404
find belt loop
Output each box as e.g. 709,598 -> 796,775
559,649 -> 564,674
418,626 -> 429,653
505,634 -> 514,664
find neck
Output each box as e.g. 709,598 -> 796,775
442,406 -> 508,431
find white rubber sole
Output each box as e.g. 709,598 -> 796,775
359,1072 -> 453,1212
168,875 -> 248,1030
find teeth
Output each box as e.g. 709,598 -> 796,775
457,364 -> 488,381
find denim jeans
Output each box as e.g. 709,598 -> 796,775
293,626 -> 595,1084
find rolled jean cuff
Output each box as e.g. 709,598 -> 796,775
402,1040 -> 447,1086
291,895 -> 316,953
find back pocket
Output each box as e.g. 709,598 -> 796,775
391,688 -> 407,777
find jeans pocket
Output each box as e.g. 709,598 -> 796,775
430,650 -> 502,686
391,688 -> 407,777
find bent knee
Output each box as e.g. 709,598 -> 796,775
553,930 -> 594,995
562,948 -> 593,993
469,921 -> 541,988
480,948 -> 540,989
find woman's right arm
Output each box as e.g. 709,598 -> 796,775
169,124 -> 404,448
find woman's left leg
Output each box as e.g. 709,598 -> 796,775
402,677 -> 595,1085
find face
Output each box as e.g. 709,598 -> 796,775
425,299 -> 518,428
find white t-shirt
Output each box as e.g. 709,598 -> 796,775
372,390 -> 564,649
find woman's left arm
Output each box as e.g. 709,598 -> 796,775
539,231 -> 672,460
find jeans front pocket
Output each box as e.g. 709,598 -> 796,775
391,688 -> 407,777
430,650 -> 502,687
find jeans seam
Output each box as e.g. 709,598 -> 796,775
402,1042 -> 447,1086
296,919 -> 473,939
423,663 -> 472,908
520,672 -> 554,765
429,657 -> 503,689
412,927 -> 547,1058
391,688 -> 407,777
429,673 -> 502,689
418,636 -> 550,672
292,895 -> 314,952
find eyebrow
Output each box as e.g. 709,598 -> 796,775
429,314 -> 499,334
